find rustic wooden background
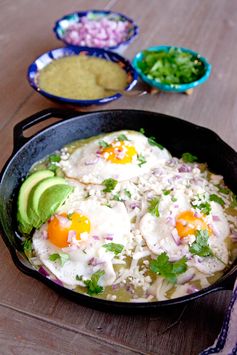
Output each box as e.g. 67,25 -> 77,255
0,0 -> 237,354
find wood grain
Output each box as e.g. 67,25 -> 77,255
0,0 -> 237,354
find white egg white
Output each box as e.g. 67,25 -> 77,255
33,197 -> 131,288
60,130 -> 171,184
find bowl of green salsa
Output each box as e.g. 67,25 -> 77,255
132,45 -> 211,92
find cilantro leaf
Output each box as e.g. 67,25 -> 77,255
117,134 -> 129,141
76,275 -> 83,281
83,270 -> 105,296
148,197 -> 160,217
171,196 -> 177,202
124,189 -> 131,198
209,194 -> 225,207
49,252 -> 69,266
49,154 -> 61,163
103,243 -> 124,255
150,252 -> 187,283
231,193 -> 237,208
218,185 -> 230,195
139,128 -> 145,134
137,154 -> 146,167
148,136 -> 164,150
191,200 -> 211,215
182,152 -> 198,163
102,178 -> 118,193
189,230 -> 213,257
163,189 -> 171,195
113,193 -> 122,201
23,238 -> 32,257
98,140 -> 110,148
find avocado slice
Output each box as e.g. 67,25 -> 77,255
28,176 -> 73,228
38,184 -> 73,223
17,170 -> 54,234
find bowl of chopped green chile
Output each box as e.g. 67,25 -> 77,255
132,46 -> 212,92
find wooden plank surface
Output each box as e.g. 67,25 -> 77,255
0,0 -> 237,354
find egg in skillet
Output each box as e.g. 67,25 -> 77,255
60,130 -> 171,184
139,191 -> 230,273
32,188 -> 131,288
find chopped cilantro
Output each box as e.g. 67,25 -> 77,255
138,47 -> 205,85
83,270 -> 105,296
191,200 -> 211,215
137,154 -> 146,167
49,252 -> 69,266
148,197 -> 160,217
189,230 -> 213,257
163,189 -> 171,195
102,178 -> 118,193
76,275 -> 83,281
218,186 -> 230,195
230,193 -> 237,208
209,194 -> 225,207
98,140 -> 110,148
49,154 -> 61,163
124,189 -> 132,198
150,252 -> 187,283
103,243 -> 124,255
148,136 -> 164,150
117,134 -> 129,141
182,152 -> 198,163
171,196 -> 177,202
23,238 -> 32,257
139,128 -> 145,134
104,202 -> 112,208
113,193 -> 122,201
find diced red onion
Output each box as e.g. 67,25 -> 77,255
92,235 -> 100,240
63,16 -> 131,48
88,257 -> 104,266
105,233 -> 114,240
130,202 -> 140,209
178,164 -> 192,173
171,230 -> 181,245
187,285 -> 199,294
38,266 -> 49,277
52,278 -> 64,286
212,215 -> 221,222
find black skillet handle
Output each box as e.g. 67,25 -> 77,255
13,108 -> 83,151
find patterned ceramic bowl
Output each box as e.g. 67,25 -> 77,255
27,46 -> 138,106
53,10 -> 139,54
132,45 -> 212,93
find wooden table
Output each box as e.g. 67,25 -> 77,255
1,1 -> 237,354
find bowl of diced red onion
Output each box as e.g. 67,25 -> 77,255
53,10 -> 139,54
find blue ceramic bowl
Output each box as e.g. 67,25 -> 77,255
53,10 -> 139,54
132,45 -> 212,92
27,46 -> 138,106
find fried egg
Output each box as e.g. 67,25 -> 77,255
139,192 -> 230,272
33,193 -> 131,288
60,130 -> 171,184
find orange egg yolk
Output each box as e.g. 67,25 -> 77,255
100,140 -> 137,164
48,212 -> 91,248
176,210 -> 211,238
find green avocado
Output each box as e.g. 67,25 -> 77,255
17,170 -> 54,234
28,176 -> 73,228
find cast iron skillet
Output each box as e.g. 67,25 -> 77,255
0,108 -> 237,312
